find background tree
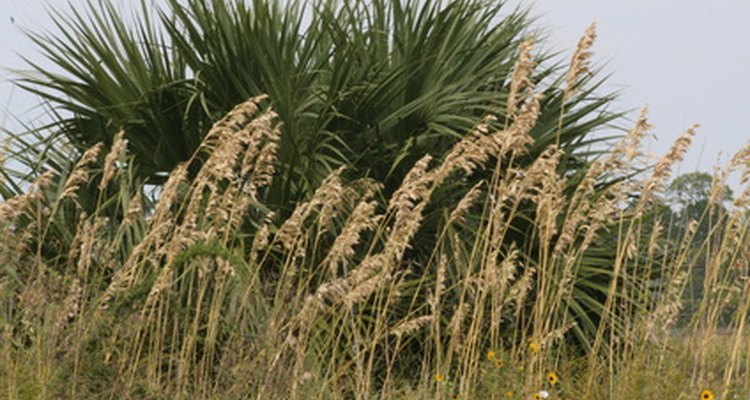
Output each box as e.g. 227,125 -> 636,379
665,171 -> 734,323
666,171 -> 732,243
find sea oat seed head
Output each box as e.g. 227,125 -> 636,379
507,35 -> 537,123
566,21 -> 597,98
99,131 -> 127,190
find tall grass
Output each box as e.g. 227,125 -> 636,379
2,28 -> 750,400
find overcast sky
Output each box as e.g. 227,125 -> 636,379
2,0 -> 749,188
505,0 -> 750,188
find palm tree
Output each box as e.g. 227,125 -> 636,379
13,0 -> 625,351
19,0 -> 616,204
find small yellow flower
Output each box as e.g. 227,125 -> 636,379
504,390 -> 514,398
547,372 -> 559,386
487,350 -> 496,361
529,340 -> 541,354
494,359 -> 504,368
699,389 -> 714,400
434,373 -> 445,383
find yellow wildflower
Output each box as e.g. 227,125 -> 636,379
434,373 -> 445,383
700,389 -> 714,400
529,340 -> 541,354
547,372 -> 559,385
487,350 -> 496,361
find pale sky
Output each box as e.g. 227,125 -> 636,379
2,0 -> 749,189
506,0 -> 750,189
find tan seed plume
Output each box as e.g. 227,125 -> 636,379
251,212 -> 275,266
730,143 -> 750,208
565,22 -> 597,99
551,106 -> 652,258
325,199 -> 382,275
449,181 -> 484,225
150,162 -> 188,227
390,316 -> 433,338
123,190 -> 143,226
276,167 -> 345,251
730,142 -> 750,185
639,124 -> 698,210
99,131 -> 127,190
60,143 -> 104,202
506,36 -> 537,124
